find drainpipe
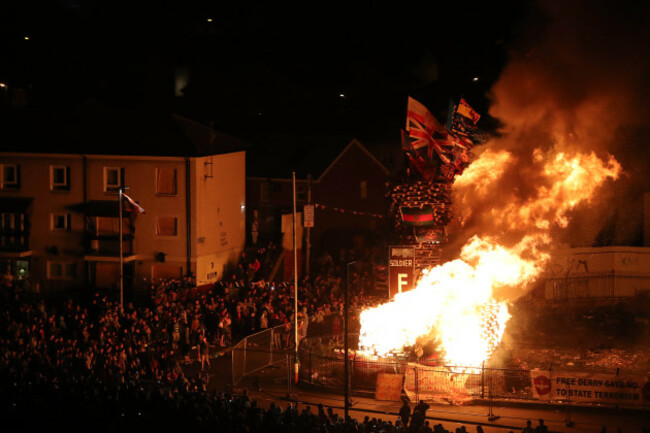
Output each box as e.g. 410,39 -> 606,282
82,155 -> 88,204
185,157 -> 192,277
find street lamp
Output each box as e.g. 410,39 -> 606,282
344,260 -> 356,421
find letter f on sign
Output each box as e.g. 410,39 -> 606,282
398,273 -> 408,293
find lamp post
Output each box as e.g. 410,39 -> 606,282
344,260 -> 356,421
292,172 -> 299,384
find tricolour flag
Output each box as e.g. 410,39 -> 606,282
400,206 -> 435,227
122,193 -> 145,214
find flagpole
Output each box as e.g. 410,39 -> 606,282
292,171 -> 299,384
118,186 -> 124,310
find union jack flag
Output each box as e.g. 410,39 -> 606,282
405,97 -> 452,164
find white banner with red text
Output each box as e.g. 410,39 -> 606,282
530,370 -> 648,407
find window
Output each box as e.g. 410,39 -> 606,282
260,182 -> 271,202
156,216 -> 178,236
1,164 -> 20,189
103,167 -> 124,192
50,165 -> 70,191
51,213 -> 71,231
360,180 -> 368,200
47,261 -> 76,280
0,213 -> 15,232
95,216 -> 129,235
156,168 -> 177,195
296,183 -> 307,201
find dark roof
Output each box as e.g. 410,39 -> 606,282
246,134 -> 356,179
0,105 -> 248,157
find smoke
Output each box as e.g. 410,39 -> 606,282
450,0 -> 650,252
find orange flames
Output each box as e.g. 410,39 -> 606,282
359,149 -> 621,368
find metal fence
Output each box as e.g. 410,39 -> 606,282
231,311 -> 348,388
298,334 -> 649,409
545,272 -> 650,300
232,324 -> 289,387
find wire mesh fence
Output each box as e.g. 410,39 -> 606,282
232,324 -> 289,387
297,334 -> 650,409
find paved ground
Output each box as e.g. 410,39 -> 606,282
181,346 -> 650,433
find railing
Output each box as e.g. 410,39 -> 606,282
545,272 -> 650,300
298,334 -> 650,409
231,324 -> 290,387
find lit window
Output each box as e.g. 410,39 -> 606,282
47,262 -> 76,280
103,167 -> 124,192
51,213 -> 71,231
50,165 -> 70,191
1,164 -> 20,189
156,216 -> 178,236
360,180 -> 367,200
156,168 -> 177,195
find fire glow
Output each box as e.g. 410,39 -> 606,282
358,150 -> 621,367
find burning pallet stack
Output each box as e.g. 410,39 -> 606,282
389,180 -> 453,274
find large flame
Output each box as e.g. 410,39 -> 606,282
359,150 -> 621,367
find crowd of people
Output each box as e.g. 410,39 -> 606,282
145,244 -> 382,354
0,242 -> 388,430
1,246 -> 642,433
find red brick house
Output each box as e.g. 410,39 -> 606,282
247,137 -> 392,274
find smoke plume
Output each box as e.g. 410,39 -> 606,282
451,0 -> 650,251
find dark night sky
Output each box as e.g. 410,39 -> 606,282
0,0 -> 537,141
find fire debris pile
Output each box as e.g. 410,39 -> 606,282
389,97 -> 484,270
513,347 -> 650,374
388,181 -> 452,271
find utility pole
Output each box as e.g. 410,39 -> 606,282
345,260 -> 355,421
305,174 -> 312,276
292,172 -> 299,384
118,186 -> 127,311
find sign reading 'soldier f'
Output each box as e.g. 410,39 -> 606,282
389,246 -> 415,299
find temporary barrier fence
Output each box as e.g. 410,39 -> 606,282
232,324 -> 289,387
298,335 -> 650,409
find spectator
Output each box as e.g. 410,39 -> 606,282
399,399 -> 411,427
523,420 -> 535,433
415,399 -> 430,418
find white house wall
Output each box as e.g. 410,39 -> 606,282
193,151 -> 245,285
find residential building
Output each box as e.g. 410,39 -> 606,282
0,108 -> 247,295
246,136 -> 391,275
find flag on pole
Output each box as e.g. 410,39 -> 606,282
122,193 -> 145,214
